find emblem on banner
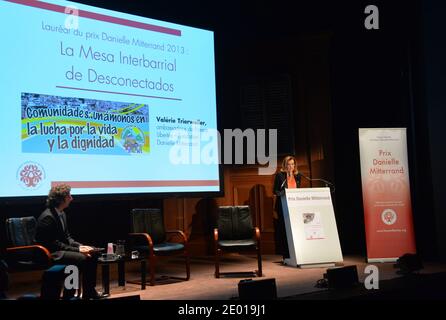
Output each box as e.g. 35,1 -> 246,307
381,209 -> 397,225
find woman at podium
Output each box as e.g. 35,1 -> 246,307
273,156 -> 301,260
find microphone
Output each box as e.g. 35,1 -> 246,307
298,173 -> 335,192
277,171 -> 292,192
280,177 -> 287,190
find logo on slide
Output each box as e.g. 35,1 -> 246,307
122,126 -> 145,153
381,209 -> 397,225
17,162 -> 45,190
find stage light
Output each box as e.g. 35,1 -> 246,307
393,253 -> 423,275
324,265 -> 359,289
238,278 -> 277,300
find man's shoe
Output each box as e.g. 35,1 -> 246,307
83,289 -> 109,300
62,288 -> 77,300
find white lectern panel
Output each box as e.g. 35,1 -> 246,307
281,188 -> 343,267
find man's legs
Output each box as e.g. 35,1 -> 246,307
58,251 -> 98,298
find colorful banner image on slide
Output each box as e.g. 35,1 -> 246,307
21,92 -> 150,155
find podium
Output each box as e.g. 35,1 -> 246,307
281,188 -> 343,268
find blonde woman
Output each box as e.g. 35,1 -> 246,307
273,156 -> 301,260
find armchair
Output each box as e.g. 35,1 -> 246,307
5,216 -> 52,271
128,208 -> 190,286
214,206 -> 262,278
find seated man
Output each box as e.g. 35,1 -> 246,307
36,184 -> 105,299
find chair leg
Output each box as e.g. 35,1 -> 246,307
185,251 -> 190,280
76,272 -> 83,299
149,255 -> 156,286
257,248 -> 263,277
215,248 -> 221,278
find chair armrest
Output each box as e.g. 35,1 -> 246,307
214,228 -> 219,242
6,245 -> 52,264
254,227 -> 261,253
165,230 -> 188,243
254,227 -> 261,242
128,233 -> 154,248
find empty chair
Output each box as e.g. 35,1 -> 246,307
5,217 -> 52,272
129,208 -> 190,286
214,205 -> 262,278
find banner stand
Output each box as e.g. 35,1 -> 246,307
359,128 -> 416,261
288,263 -> 336,269
367,258 -> 398,263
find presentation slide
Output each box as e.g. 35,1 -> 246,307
0,0 -> 219,197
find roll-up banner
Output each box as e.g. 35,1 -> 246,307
358,128 -> 416,262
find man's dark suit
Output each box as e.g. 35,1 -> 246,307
36,208 -> 98,297
36,208 -> 81,260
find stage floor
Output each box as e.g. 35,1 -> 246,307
6,254 -> 446,300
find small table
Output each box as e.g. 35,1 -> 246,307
98,255 -> 147,295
